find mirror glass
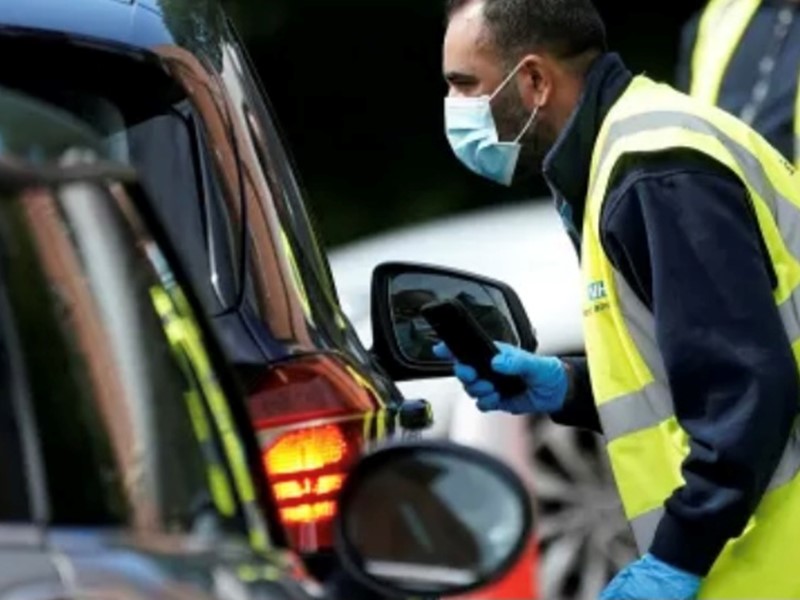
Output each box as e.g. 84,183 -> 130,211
388,272 -> 520,362
341,449 -> 527,596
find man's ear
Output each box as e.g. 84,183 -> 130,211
517,54 -> 553,110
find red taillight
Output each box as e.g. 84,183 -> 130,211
247,354 -> 382,553
266,424 -> 349,477
264,423 -> 354,546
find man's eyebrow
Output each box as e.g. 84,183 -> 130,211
444,71 -> 478,84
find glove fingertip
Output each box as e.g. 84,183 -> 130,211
432,342 -> 452,360
454,363 -> 478,384
491,353 -> 517,375
466,379 -> 496,398
476,393 -> 500,412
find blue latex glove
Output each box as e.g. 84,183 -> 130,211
600,554 -> 702,600
432,342 -> 568,414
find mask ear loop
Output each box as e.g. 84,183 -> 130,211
489,58 -> 528,101
488,59 -> 541,142
514,104 -> 539,143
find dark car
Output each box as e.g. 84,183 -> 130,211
0,82 -> 536,600
0,0 -> 414,578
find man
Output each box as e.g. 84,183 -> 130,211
437,0 -> 800,598
677,0 -> 800,166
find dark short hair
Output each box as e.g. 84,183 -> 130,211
446,0 -> 607,65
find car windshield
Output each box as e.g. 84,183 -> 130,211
0,171 -> 258,540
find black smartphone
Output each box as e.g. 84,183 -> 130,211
420,299 -> 527,398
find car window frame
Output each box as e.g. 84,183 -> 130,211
189,108 -> 244,310
0,217 -> 49,527
15,180 -> 158,528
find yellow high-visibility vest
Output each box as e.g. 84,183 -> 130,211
689,0 -> 800,167
583,75 -> 800,598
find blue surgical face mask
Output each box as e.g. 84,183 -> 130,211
444,61 -> 539,186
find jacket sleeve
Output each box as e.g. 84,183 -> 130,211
550,356 -> 602,433
675,10 -> 701,92
600,151 -> 799,577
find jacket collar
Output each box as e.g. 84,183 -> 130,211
542,53 -> 633,241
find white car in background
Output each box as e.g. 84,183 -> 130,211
330,199 -> 636,600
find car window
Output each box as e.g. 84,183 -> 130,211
0,179 -> 250,537
1,41 -> 242,318
1,187 -> 131,525
126,99 -> 241,313
168,39 -> 320,351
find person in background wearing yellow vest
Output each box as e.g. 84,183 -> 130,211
677,0 -> 800,166
435,0 -> 800,598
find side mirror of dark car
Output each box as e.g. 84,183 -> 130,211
369,261 -> 537,381
333,440 -> 533,599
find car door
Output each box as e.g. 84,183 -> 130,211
0,143 -> 324,598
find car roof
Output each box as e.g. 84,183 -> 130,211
0,0 -> 223,56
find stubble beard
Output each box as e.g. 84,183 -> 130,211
492,88 -> 556,187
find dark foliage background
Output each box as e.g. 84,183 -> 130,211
222,1 -> 703,247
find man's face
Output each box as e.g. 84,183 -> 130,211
442,1 -> 557,181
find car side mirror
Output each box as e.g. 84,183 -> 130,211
333,441 -> 533,599
369,261 -> 537,381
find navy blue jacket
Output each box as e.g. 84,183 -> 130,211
543,53 -> 799,576
676,0 -> 800,163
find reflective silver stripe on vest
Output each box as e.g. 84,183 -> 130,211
598,384 -> 673,441
769,423 -> 800,490
778,294 -> 800,344
596,272 -> 672,441
795,135 -> 800,168
630,507 -> 664,552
